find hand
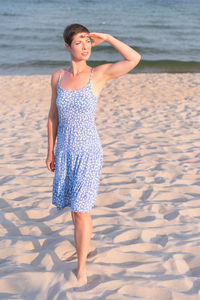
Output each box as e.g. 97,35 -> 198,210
46,152 -> 55,172
88,32 -> 110,47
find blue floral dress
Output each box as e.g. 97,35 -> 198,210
52,67 -> 103,212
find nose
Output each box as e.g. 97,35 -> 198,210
82,42 -> 87,49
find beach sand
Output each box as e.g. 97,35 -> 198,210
0,72 -> 200,299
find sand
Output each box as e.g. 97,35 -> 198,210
0,72 -> 200,299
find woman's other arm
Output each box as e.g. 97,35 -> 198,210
88,32 -> 141,80
46,70 -> 59,172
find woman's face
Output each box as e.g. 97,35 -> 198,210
65,32 -> 92,61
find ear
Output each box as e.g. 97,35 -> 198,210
65,42 -> 71,51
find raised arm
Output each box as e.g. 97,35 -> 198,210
88,32 -> 141,81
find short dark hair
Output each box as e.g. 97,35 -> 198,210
63,23 -> 90,46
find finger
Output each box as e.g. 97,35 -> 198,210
46,160 -> 52,172
47,164 -> 51,172
50,162 -> 55,172
88,32 -> 96,36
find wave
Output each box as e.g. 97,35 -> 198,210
0,12 -> 20,17
0,59 -> 200,75
137,59 -> 200,73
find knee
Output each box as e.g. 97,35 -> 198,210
74,212 -> 91,223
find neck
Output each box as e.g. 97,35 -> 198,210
68,60 -> 88,76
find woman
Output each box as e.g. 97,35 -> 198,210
46,23 -> 141,285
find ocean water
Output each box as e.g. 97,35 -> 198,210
0,0 -> 200,75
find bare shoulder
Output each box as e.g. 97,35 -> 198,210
51,69 -> 62,88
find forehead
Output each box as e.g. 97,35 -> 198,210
73,32 -> 89,40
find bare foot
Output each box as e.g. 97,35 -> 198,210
77,268 -> 87,285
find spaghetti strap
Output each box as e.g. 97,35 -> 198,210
58,69 -> 63,85
89,67 -> 94,83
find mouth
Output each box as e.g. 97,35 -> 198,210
81,52 -> 88,56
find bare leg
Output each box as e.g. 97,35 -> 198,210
74,211 -> 92,283
71,211 -> 76,226
70,211 -> 92,258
